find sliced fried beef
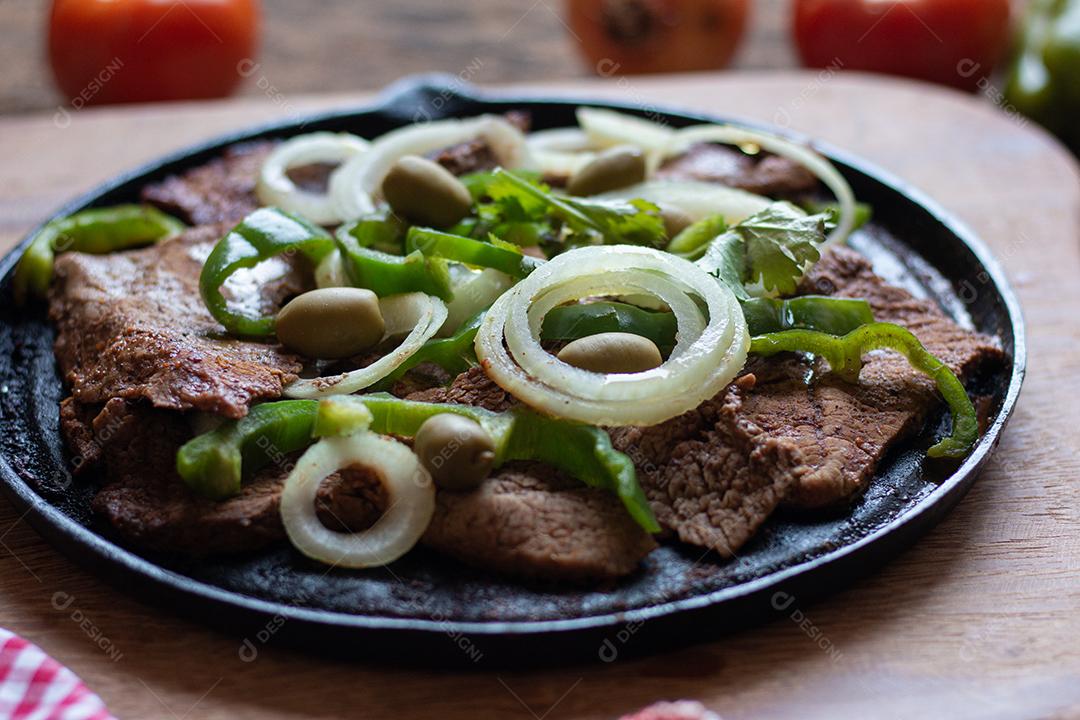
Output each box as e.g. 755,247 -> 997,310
49,225 -> 306,419
656,142 -> 818,196
141,141 -> 273,226
426,111 -> 532,177
88,402 -> 288,555
409,371 -> 656,579
752,246 -> 1005,509
410,368 -> 797,558
429,140 -> 500,176
423,462 -> 657,582
610,377 -> 808,554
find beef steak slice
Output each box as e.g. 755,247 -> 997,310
141,141 -> 273,226
49,224 -> 306,419
610,377 -> 808,555
89,402 -> 288,555
656,142 -> 818,196
742,246 -> 1006,509
423,461 -> 657,582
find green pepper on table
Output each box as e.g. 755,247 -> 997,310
14,204 -> 185,303
176,394 -> 660,533
1005,0 -> 1080,153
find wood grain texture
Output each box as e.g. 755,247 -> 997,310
1,72 -> 1078,720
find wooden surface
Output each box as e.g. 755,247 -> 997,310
1,72 -> 1079,720
0,0 -> 795,114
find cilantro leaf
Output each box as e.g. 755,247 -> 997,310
471,169 -> 666,251
696,232 -> 749,300
731,203 -> 829,295
557,195 -> 666,247
694,202 -> 829,298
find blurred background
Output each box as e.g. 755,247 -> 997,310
1,0 -> 1075,153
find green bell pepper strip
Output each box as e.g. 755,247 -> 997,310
666,215 -> 727,259
336,219 -> 453,300
542,301 -> 679,348
749,322 -> 978,458
13,204 -> 185,303
1005,0 -> 1080,153
200,207 -> 335,337
405,227 -> 543,279
740,296 -> 874,336
540,296 -> 874,347
374,311 -> 484,389
176,399 -> 321,500
176,395 -> 660,533
311,396 -> 374,438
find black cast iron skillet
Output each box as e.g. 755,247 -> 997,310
0,75 -> 1025,667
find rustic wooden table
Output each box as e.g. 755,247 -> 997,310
0,72 -> 1078,720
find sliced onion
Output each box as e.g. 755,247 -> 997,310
439,267 -> 513,337
314,249 -> 349,288
577,107 -> 674,155
595,179 -> 772,224
256,132 -> 369,225
666,125 -> 856,245
476,246 -> 748,426
285,292 -> 447,398
330,115 -> 534,221
526,128 -> 597,178
280,433 -> 435,568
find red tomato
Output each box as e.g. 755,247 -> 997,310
49,0 -> 260,106
792,0 -> 1012,91
566,0 -> 750,75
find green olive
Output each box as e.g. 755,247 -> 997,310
275,287 -> 384,359
557,332 -> 663,374
381,156 -> 472,228
566,146 -> 647,196
657,203 -> 694,238
414,414 -> 496,491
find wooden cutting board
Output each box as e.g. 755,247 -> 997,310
1,72 -> 1078,720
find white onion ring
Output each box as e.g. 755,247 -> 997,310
256,132 -> 369,225
329,115 -> 534,221
666,125 -> 856,245
577,107 -> 674,154
285,292 -> 447,398
595,179 -> 773,224
476,246 -> 748,426
526,128 -> 597,178
280,433 -> 434,568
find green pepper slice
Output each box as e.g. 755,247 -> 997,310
336,218 -> 453,300
375,311 -> 484,389
199,207 -> 335,337
406,227 -> 543,279
540,295 -> 874,347
749,322 -> 978,458
176,395 -> 659,533
14,204 -> 184,303
176,400 -> 320,500
741,296 -> 874,336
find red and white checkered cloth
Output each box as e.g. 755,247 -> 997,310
0,629 -> 115,720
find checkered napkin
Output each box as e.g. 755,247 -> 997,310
0,629 -> 114,720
